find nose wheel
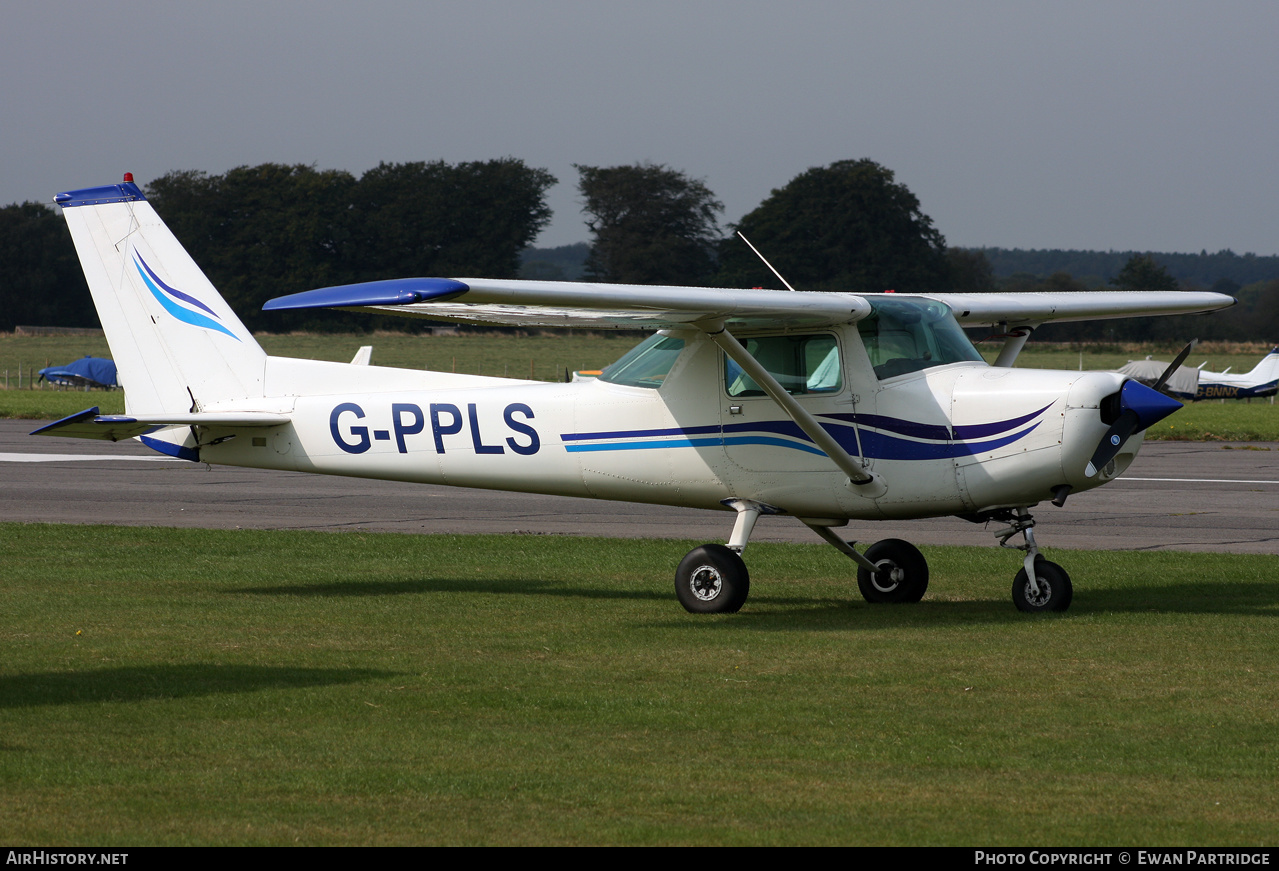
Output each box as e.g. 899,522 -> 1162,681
995,508 -> 1074,612
1012,557 -> 1073,612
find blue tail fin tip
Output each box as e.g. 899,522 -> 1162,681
54,182 -> 146,208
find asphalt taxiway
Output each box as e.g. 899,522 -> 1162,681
2,419 -> 1276,554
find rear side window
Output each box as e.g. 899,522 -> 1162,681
724,334 -> 842,397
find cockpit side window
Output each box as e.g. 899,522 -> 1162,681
724,334 -> 842,397
858,297 -> 985,380
599,334 -> 686,389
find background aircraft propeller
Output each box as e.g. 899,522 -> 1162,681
1151,339 -> 1198,394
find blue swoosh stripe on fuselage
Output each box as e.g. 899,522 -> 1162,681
858,422 -> 1041,460
566,436 -> 726,453
134,259 -> 241,342
818,402 -> 1053,441
561,421 -> 1041,460
565,435 -> 830,456
561,424 -> 723,442
566,402 -> 1053,449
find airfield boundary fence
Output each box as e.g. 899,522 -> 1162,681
13,325 -> 105,337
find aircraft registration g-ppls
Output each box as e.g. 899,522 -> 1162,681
38,176 -> 1236,614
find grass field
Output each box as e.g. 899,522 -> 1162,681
4,333 -> 1275,439
0,331 -> 642,420
1,524 -> 1276,846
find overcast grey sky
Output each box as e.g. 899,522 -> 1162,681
5,1 -> 1277,254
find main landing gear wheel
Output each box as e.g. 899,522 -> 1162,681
1012,559 -> 1073,613
857,538 -> 929,604
675,544 -> 750,614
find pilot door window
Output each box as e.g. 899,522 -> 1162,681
724,334 -> 842,397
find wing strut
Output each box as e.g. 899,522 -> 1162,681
992,324 -> 1038,368
703,325 -> 886,496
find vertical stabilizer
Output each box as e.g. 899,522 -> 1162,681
55,178 -> 266,414
1242,347 -> 1279,383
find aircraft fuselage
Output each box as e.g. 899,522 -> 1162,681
196,328 -> 1139,522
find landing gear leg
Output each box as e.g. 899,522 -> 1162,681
995,508 -> 1073,612
674,500 -> 775,614
804,520 -> 929,604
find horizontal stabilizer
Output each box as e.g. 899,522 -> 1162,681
31,408 -> 290,441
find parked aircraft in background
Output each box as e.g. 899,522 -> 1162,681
1119,347 -> 1279,401
36,355 -> 118,389
37,176 -> 1235,614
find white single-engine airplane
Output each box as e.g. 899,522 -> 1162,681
37,176 -> 1237,613
1120,347 -> 1279,401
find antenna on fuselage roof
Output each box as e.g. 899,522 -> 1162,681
736,231 -> 797,292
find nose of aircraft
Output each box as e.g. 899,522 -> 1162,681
1084,379 -> 1183,477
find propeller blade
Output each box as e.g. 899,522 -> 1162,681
1085,380 -> 1184,477
1151,339 -> 1198,394
1086,410 -> 1139,478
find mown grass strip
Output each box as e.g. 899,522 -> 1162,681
2,524 -> 1275,845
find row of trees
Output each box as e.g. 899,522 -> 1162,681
981,247 -> 1279,289
145,161 -> 555,332
574,162 -> 1276,342
577,159 -> 955,294
1004,260 -> 1279,343
0,202 -> 95,332
3,156 -> 1274,341
1,160 -> 555,332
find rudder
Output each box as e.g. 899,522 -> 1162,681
55,177 -> 266,414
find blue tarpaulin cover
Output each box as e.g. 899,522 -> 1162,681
37,356 -> 119,388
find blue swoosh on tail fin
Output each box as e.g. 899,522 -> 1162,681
133,253 -> 240,342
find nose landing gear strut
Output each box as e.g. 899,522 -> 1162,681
994,507 -> 1073,612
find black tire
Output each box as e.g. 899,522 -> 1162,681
856,538 -> 929,603
1012,559 -> 1073,613
675,544 -> 750,614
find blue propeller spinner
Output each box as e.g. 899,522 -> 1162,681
1085,375 -> 1184,477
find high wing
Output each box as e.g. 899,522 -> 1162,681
264,278 -> 871,330
263,278 -> 1234,330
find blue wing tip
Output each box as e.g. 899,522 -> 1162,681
263,278 -> 469,312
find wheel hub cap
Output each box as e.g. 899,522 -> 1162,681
1025,577 -> 1052,607
872,560 -> 902,593
689,565 -> 723,601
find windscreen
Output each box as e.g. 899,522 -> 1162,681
598,334 -> 686,388
857,297 -> 985,380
